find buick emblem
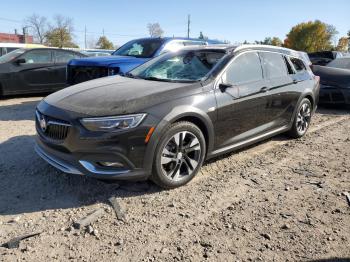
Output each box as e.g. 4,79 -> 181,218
40,117 -> 47,132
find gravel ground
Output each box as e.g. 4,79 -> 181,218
0,96 -> 349,262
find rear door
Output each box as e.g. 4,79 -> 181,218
14,49 -> 54,93
259,52 -> 298,130
53,50 -> 83,90
214,51 -> 269,148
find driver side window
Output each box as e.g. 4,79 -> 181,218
20,50 -> 53,64
223,52 -> 263,85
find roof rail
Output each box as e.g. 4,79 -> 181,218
234,44 -> 301,56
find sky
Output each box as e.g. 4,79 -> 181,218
0,0 -> 349,48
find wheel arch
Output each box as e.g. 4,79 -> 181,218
143,106 -> 215,174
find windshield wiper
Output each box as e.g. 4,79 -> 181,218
142,76 -> 175,82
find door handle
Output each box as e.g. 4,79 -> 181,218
260,86 -> 269,93
293,79 -> 298,84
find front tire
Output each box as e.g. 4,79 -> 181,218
288,98 -> 312,138
151,121 -> 206,189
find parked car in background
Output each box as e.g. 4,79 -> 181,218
308,51 -> 344,66
312,57 -> 350,105
67,37 -> 223,85
36,45 -> 319,188
0,43 -> 46,56
80,50 -> 113,57
0,48 -> 86,96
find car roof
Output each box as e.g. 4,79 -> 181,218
126,37 -> 224,44
18,47 -> 84,54
175,44 -> 304,56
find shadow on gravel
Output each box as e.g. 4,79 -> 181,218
0,135 -> 161,216
317,104 -> 350,116
0,99 -> 41,121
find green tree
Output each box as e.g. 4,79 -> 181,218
45,15 -> 77,48
271,37 -> 283,47
284,20 -> 336,52
96,36 -> 114,49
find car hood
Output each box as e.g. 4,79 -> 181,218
42,76 -> 201,116
312,65 -> 350,88
68,55 -> 150,67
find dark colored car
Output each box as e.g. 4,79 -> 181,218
308,51 -> 344,66
67,37 -> 222,85
35,45 -> 319,188
0,48 -> 86,96
312,57 -> 350,105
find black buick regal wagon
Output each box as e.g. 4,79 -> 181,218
35,44 -> 320,188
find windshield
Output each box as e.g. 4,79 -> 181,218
0,49 -> 26,64
327,58 -> 350,70
112,38 -> 165,58
129,50 -> 225,82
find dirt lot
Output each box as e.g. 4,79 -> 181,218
0,96 -> 349,262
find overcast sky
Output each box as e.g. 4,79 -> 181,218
0,0 -> 349,48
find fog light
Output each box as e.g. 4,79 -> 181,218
98,161 -> 124,168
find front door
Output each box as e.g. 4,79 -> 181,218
14,49 -> 54,93
214,51 -> 269,149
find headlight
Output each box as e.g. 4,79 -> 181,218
80,114 -> 146,132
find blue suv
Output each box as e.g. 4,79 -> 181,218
67,37 -> 222,85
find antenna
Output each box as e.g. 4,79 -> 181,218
187,14 -> 190,38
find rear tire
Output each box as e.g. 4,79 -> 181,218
288,98 -> 312,138
151,121 -> 206,189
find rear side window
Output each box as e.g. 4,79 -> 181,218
223,52 -> 263,84
260,52 -> 288,78
55,51 -> 81,63
290,57 -> 306,72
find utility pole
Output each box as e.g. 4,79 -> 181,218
187,14 -> 190,38
84,26 -> 87,49
103,28 -> 105,36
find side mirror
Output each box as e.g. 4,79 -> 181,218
15,58 -> 26,65
218,83 -> 233,92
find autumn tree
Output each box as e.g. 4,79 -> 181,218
96,36 -> 114,49
24,13 -> 48,44
336,37 -> 349,52
45,15 -> 77,48
284,20 -> 336,52
147,23 -> 164,38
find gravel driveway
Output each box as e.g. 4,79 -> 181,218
0,96 -> 349,262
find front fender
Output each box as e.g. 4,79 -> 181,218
142,105 -> 215,173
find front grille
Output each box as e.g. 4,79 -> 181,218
68,65 -> 109,85
36,111 -> 71,142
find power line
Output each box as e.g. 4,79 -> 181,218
0,17 -> 22,23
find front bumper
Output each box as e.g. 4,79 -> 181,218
319,85 -> 350,105
35,138 -> 150,180
34,102 -> 162,180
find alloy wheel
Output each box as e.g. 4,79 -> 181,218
296,103 -> 311,134
160,131 -> 202,181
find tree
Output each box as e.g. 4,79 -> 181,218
198,31 -> 208,40
96,36 -> 114,49
45,15 -> 77,48
284,20 -> 336,52
271,37 -> 283,47
24,13 -> 48,44
336,37 -> 349,52
147,23 -> 164,38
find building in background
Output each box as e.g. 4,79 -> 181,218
0,31 -> 33,44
